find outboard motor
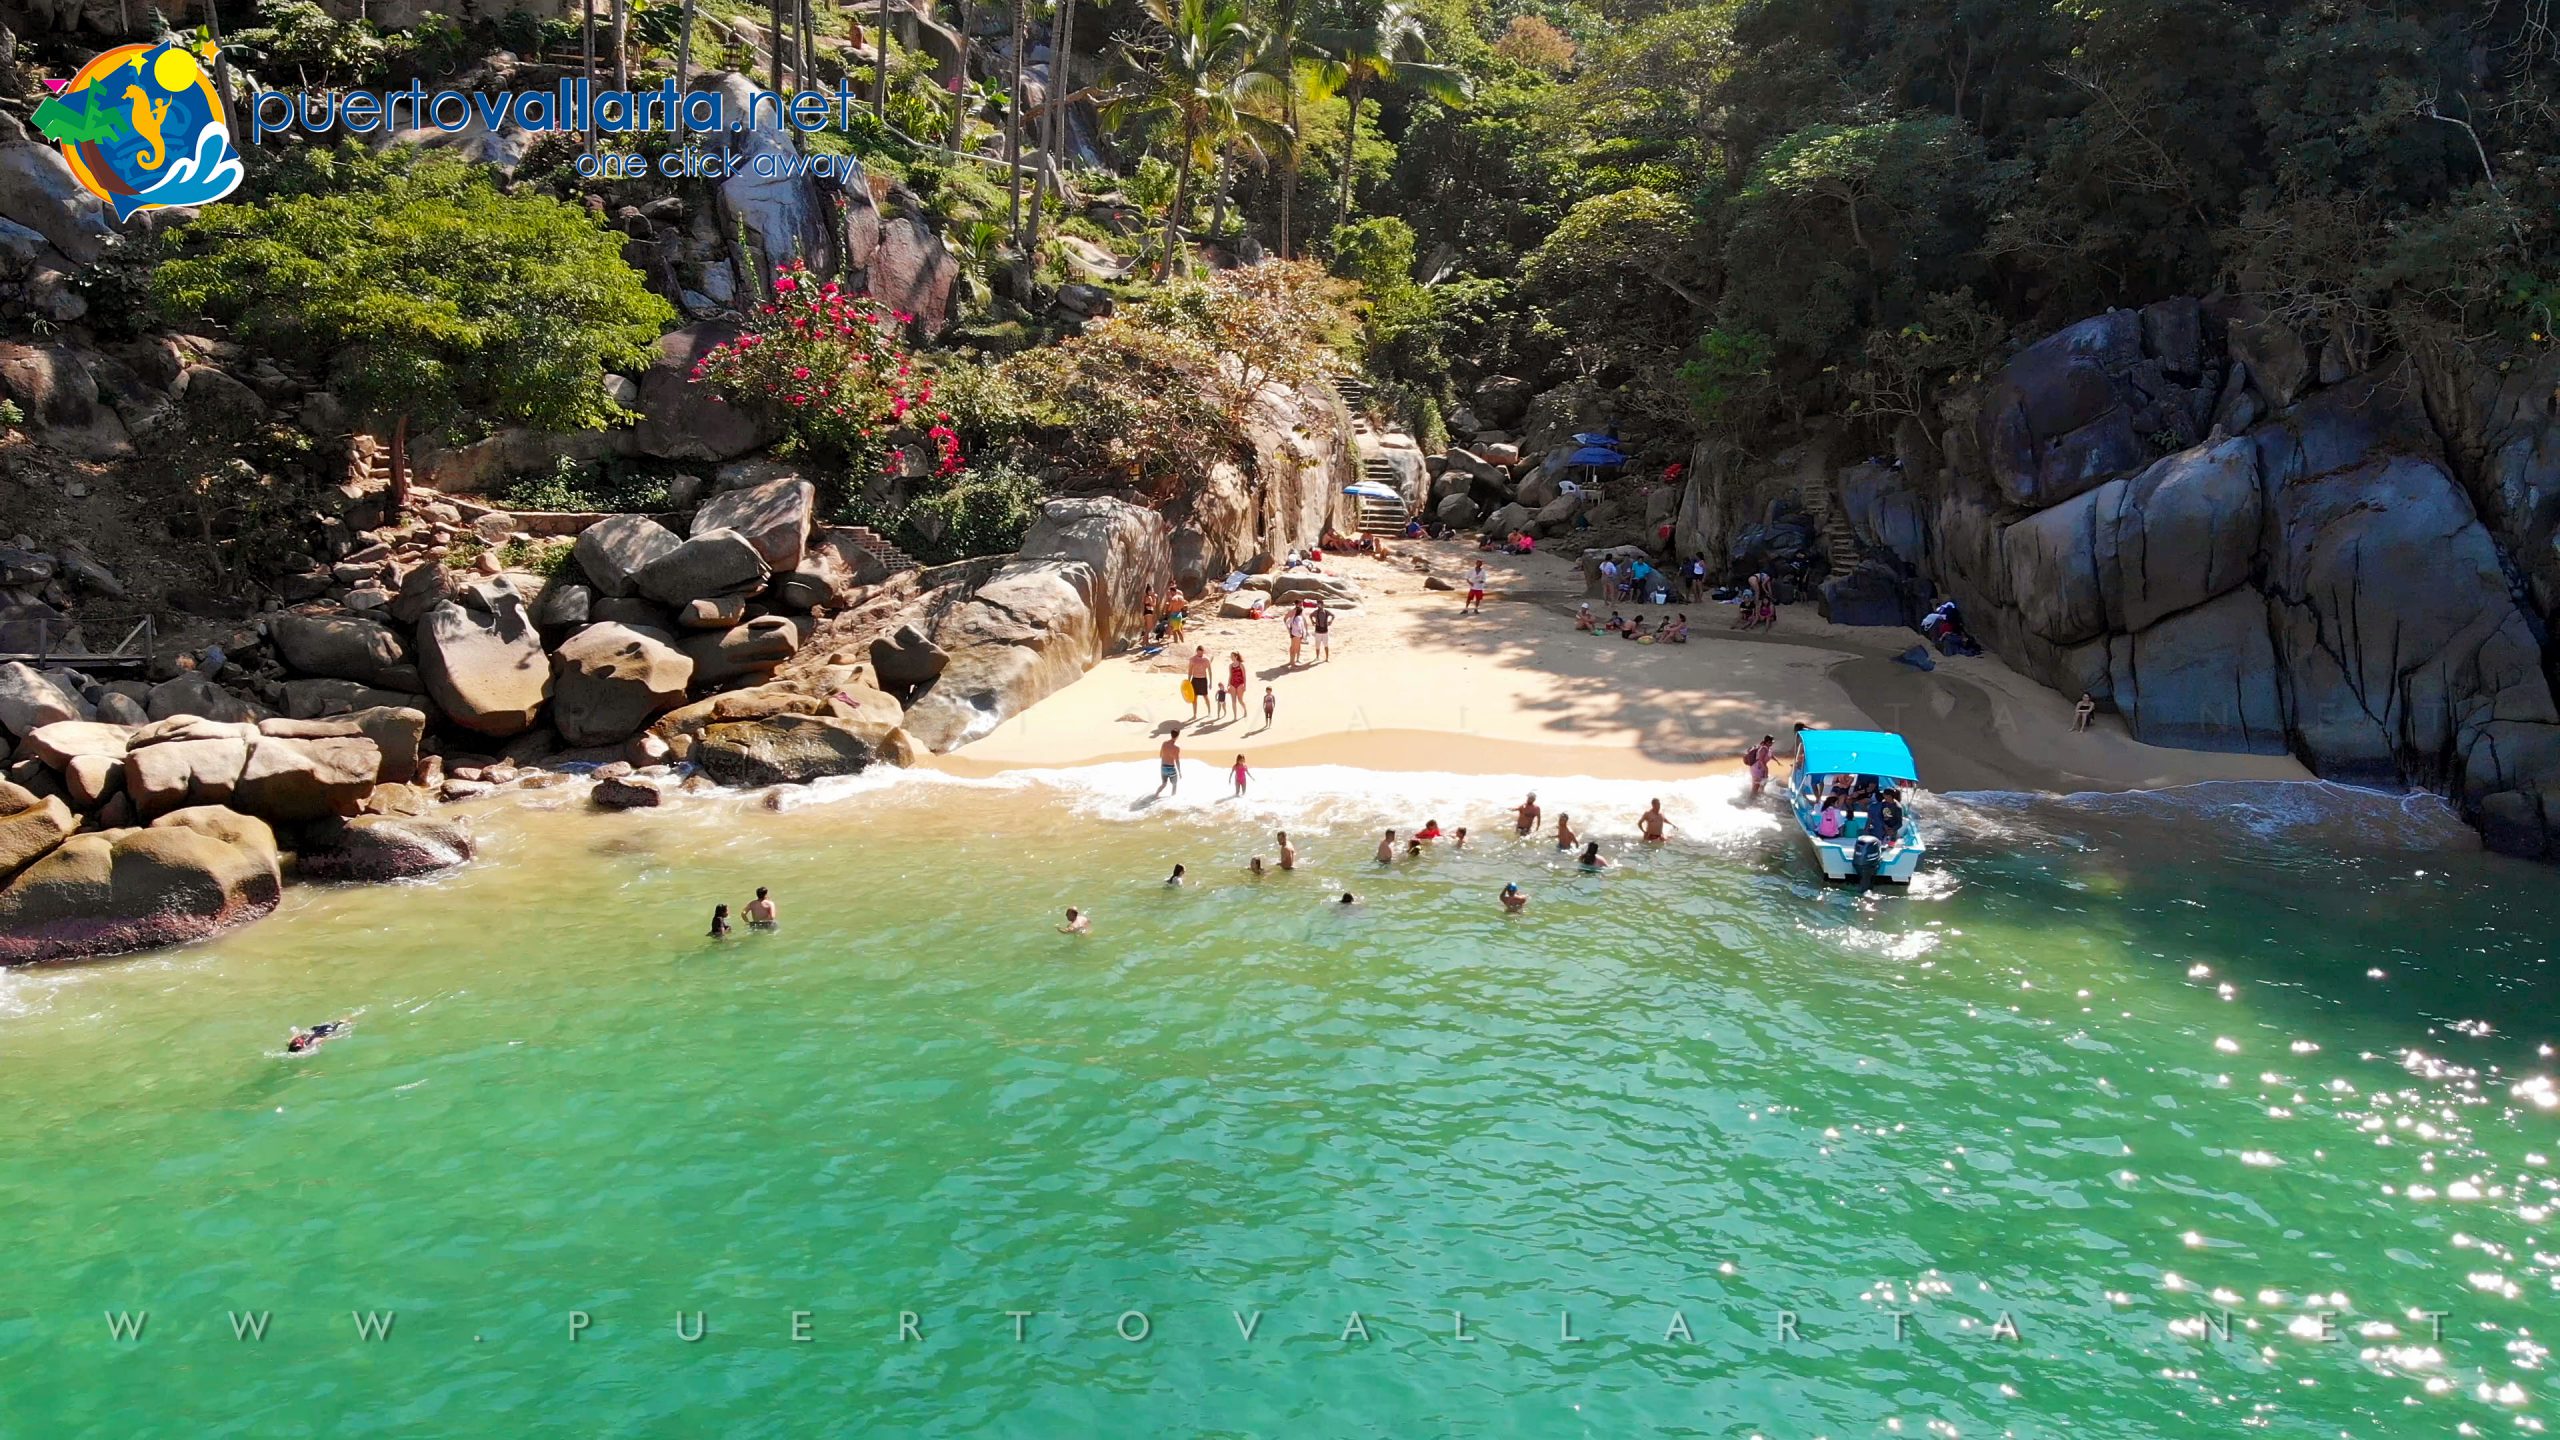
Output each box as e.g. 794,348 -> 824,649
1852,833 -> 1884,890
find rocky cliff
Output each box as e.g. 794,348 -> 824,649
1832,302 -> 2560,858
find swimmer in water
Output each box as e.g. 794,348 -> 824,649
1636,800 -> 1677,843
708,904 -> 732,937
1500,883 -> 1528,913
1515,792 -> 1540,836
1579,841 -> 1610,870
1059,907 -> 1091,934
1248,856 -> 1266,876
1165,864 -> 1187,886
1337,892 -> 1359,906
1452,827 -> 1469,850
744,887 -> 778,929
286,1020 -> 349,1054
1554,813 -> 1578,851
1276,831 -> 1297,870
1375,830 -> 1398,865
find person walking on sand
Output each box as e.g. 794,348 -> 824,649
1262,685 -> 1276,730
1312,602 -> 1335,661
1515,792 -> 1541,837
2073,692 -> 2097,731
1231,754 -> 1251,797
1155,728 -> 1184,797
744,887 -> 779,929
1285,603 -> 1308,666
1745,734 -> 1776,800
1187,646 -> 1212,718
1554,813 -> 1578,851
1277,831 -> 1298,870
1228,652 -> 1248,715
1637,800 -> 1676,844
1463,560 -> 1488,614
1375,830 -> 1398,865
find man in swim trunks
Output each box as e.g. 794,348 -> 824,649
1463,561 -> 1488,614
744,887 -> 778,929
1515,792 -> 1541,836
1636,800 -> 1676,843
1155,729 -> 1184,797
1277,831 -> 1297,869
1187,646 -> 1212,717
1312,603 -> 1334,661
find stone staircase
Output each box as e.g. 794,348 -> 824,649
1329,373 -> 1411,534
1806,475 -> 1860,575
840,523 -> 920,574
347,433 -> 388,492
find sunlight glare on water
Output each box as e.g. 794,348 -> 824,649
0,767 -> 2552,1437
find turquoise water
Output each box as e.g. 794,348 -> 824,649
0,768 -> 2553,1437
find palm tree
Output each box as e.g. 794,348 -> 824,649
1008,0 -> 1031,236
949,0 -> 974,154
1263,0 -> 1339,260
675,0 -> 699,90
1312,0 -> 1467,237
1104,0 -> 1290,281
768,0 -> 786,90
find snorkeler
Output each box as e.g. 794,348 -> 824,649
286,1020 -> 349,1054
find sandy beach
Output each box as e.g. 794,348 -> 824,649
934,540 -> 2311,793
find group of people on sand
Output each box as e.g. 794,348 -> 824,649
1182,646 -> 1276,724
706,887 -> 780,937
1578,604 -> 1688,644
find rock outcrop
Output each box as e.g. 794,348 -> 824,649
901,498 -> 1170,751
1847,303 -> 2560,857
550,622 -> 695,746
415,583 -> 553,737
0,806 -> 283,963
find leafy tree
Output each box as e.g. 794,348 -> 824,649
152,149 -> 674,517
1105,0 -> 1292,280
1324,214 -> 1417,293
1492,15 -> 1575,73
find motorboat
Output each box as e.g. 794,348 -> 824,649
1789,729 -> 1925,884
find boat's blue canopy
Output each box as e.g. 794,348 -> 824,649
1566,445 -> 1628,467
1799,729 -> 1920,782
1571,433 -> 1627,449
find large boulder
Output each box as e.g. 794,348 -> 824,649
1472,375 -> 1534,429
691,475 -> 815,573
1818,561 -> 1923,628
901,499 -> 1170,752
694,713 -> 891,786
0,340 -> 130,457
291,814 -> 474,883
1482,502 -> 1533,537
1434,493 -> 1480,529
0,661 -> 85,737
416,586 -> 552,737
21,719 -> 130,768
2104,587 -> 2288,752
260,708 -> 425,785
0,794 -> 75,885
675,613 -> 804,685
867,215 -> 960,340
0,809 -> 283,964
125,729 -> 254,817
573,514 -> 685,598
869,622 -> 948,700
279,678 -> 425,721
631,323 -> 778,462
271,612 -> 408,685
636,528 -> 769,606
1266,572 -> 1363,605
230,733 -> 383,822
700,71 -> 842,288
771,527 -> 891,611
0,143 -> 114,265
145,673 -> 261,723
551,622 -> 695,746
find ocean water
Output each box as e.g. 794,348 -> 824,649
0,767 -> 2553,1437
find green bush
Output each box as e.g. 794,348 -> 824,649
896,460 -> 1049,564
494,456 -> 674,514
1323,215 -> 1419,294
